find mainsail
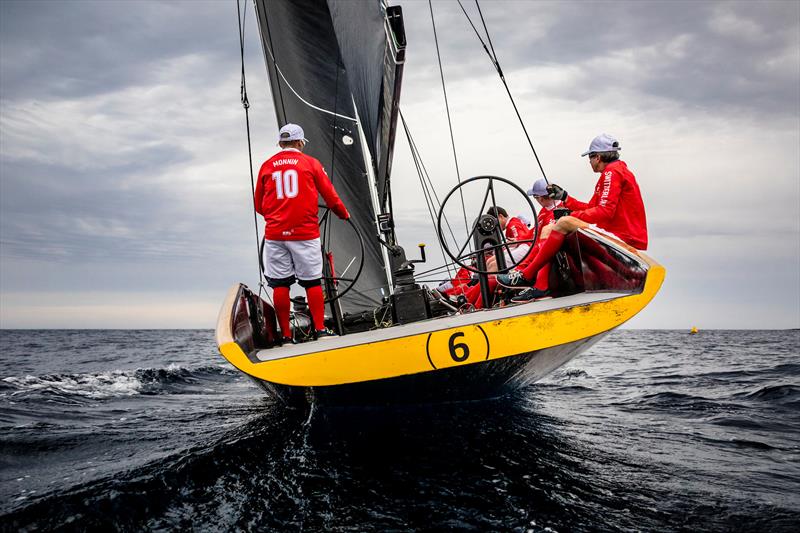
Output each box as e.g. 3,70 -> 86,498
253,0 -> 406,313
326,1 -> 406,206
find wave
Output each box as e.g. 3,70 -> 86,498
0,364 -> 238,401
558,368 -> 589,379
693,433 -> 781,451
613,391 -> 728,412
733,384 -> 800,405
771,363 -> 800,374
1,411 -> 308,529
646,363 -> 799,384
706,414 -> 767,430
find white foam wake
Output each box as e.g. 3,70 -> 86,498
3,371 -> 144,399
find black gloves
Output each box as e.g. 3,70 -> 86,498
546,184 -> 568,201
553,207 -> 572,220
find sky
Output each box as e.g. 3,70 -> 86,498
1,0 -> 798,329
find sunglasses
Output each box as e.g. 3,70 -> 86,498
588,153 -> 599,160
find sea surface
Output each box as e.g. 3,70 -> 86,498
0,329 -> 798,532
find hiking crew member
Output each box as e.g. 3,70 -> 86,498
484,206 -> 534,273
498,133 -> 648,302
254,123 -> 350,342
510,178 -> 563,297
435,264 -> 473,298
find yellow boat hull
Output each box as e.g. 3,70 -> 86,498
215,232 -> 664,406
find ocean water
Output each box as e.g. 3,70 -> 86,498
1,329 -> 798,532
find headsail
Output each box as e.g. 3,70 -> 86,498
253,0 -> 405,312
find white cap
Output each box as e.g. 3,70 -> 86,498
515,213 -> 532,226
277,123 -> 308,144
526,178 -> 549,197
581,133 -> 620,157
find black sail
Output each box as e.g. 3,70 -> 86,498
253,0 -> 404,312
326,1 -> 406,206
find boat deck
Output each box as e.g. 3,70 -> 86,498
253,290 -> 629,363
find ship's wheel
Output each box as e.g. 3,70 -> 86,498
436,175 -> 539,275
317,205 -> 365,303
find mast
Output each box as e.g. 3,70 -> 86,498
352,97 -> 394,295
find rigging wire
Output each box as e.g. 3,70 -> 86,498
456,0 -> 550,184
402,111 -> 457,244
474,1 -> 498,65
428,0 -> 470,237
415,262 -> 461,280
399,111 -> 453,280
237,0 -> 270,302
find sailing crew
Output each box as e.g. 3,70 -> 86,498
254,123 -> 350,342
433,263 -> 473,300
498,133 -> 648,302
461,180 -> 561,308
484,206 -> 534,273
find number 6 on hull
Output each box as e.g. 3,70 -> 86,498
426,326 -> 490,370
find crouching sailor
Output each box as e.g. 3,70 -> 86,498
254,123 -> 350,342
498,133 -> 648,302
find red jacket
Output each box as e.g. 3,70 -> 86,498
505,216 -> 533,243
536,207 -> 556,241
255,149 -> 348,241
443,266 -> 473,296
565,160 -> 648,250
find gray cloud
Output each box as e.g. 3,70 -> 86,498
0,0 -> 798,328
0,0 -> 239,101
0,147 -> 195,262
402,1 -> 799,117
0,0 -> 268,273
3,0 -> 796,118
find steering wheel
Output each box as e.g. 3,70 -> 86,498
436,175 -> 539,275
317,206 -> 365,303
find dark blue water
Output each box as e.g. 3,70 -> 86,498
1,330 -> 798,531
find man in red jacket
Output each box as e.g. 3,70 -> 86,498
254,123 -> 350,342
498,133 -> 648,302
484,206 -> 534,273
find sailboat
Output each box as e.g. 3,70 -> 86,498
216,0 -> 665,407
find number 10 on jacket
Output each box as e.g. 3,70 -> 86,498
272,169 -> 298,199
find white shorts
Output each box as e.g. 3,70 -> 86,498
502,243 -> 532,266
264,238 -> 322,282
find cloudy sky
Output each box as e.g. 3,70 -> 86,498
1,0 -> 798,329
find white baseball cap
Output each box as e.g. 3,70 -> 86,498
277,123 -> 308,144
581,133 -> 620,157
515,213 -> 532,226
526,178 -> 549,197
